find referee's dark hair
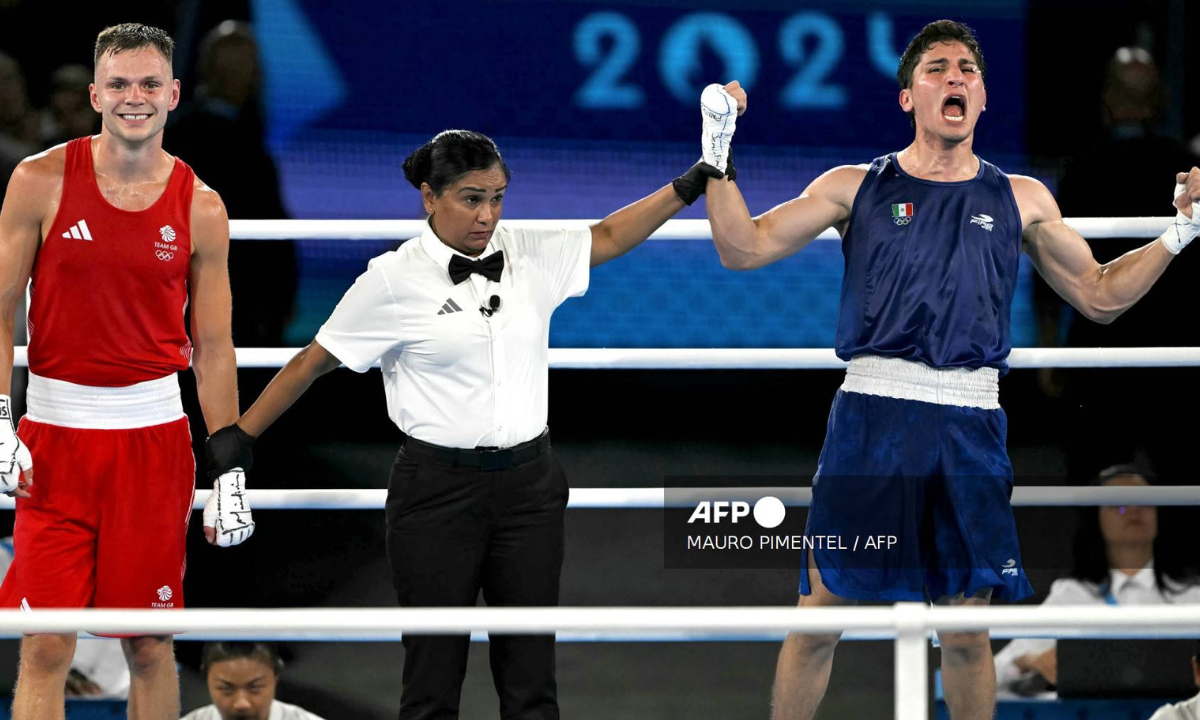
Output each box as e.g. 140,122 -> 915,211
200,642 -> 284,678
403,130 -> 510,196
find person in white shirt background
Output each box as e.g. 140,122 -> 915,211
1148,641 -> 1200,720
993,466 -> 1200,693
203,100 -> 746,720
180,643 -> 324,720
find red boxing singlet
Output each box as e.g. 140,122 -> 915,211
28,136 -> 195,387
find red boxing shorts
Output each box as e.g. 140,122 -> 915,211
0,374 -> 195,610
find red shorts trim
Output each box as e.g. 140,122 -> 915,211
0,417 -> 195,610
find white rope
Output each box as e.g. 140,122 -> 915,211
1,486 -> 1190,511
2,600 -> 1192,720
227,217 -> 1174,241
15,347 -> 1200,370
0,604 -> 1196,641
549,347 -> 1200,369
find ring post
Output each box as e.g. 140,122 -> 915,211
893,602 -> 929,720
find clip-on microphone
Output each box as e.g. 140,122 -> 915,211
480,295 -> 501,317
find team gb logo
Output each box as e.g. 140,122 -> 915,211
160,225 -> 176,243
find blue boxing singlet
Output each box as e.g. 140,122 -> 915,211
834,153 -> 1023,373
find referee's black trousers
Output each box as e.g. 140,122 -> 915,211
386,441 -> 568,720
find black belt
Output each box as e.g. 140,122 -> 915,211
402,429 -> 550,471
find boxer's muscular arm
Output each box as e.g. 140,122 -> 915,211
0,154 -> 61,497
1017,169 -> 1199,324
707,165 -> 864,270
189,180 -> 259,547
189,181 -> 239,434
0,156 -> 57,396
699,79 -> 862,269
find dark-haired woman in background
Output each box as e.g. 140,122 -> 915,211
993,465 -> 1200,693
207,95 -> 745,720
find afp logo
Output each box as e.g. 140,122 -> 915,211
687,496 -> 787,529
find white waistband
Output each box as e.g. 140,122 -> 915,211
840,356 -> 1000,410
25,373 -> 185,429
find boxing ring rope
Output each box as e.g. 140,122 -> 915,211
13,347 -> 1200,369
12,213 -> 1191,369
1,605 -> 1198,720
6,216 -> 1194,720
223,216 -> 1175,241
0,484 -> 1194,512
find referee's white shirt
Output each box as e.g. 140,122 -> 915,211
1150,692 -> 1200,720
315,222 -> 591,449
181,700 -> 326,720
993,563 -> 1200,690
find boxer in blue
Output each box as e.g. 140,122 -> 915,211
701,19 -> 1200,720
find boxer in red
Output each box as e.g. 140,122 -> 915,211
0,23 -> 255,720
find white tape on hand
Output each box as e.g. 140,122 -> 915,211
0,395 -> 31,495
700,84 -> 737,173
203,470 -> 255,547
1160,182 -> 1200,255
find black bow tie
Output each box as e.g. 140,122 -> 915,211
448,251 -> 504,285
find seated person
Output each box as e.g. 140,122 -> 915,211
1148,641 -> 1200,720
182,642 -> 325,720
994,466 -> 1200,692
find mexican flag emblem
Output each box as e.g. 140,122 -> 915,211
891,202 -> 914,225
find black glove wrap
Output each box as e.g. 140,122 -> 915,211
671,150 -> 738,206
206,424 -> 255,480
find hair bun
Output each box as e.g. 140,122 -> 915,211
402,143 -> 433,190
403,130 -> 509,196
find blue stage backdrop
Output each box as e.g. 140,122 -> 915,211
246,0 -> 1035,350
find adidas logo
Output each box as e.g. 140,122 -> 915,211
62,219 -> 93,241
437,298 -> 463,315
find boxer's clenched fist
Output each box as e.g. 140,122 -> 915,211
700,82 -> 746,174
1162,167 -> 1200,254
0,396 -> 32,497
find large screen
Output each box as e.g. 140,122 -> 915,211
254,0 -> 1026,154
248,0 -> 1034,349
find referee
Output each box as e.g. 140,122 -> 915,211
209,116 -> 742,720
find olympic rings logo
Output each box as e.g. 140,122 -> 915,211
155,250 -> 175,262
893,217 -> 912,226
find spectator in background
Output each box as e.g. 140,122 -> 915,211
0,51 -> 38,206
0,51 -> 37,146
182,643 -> 325,720
165,20 -> 296,348
1148,641 -> 1200,720
39,64 -> 99,148
993,466 -> 1200,694
1036,47 -> 1200,485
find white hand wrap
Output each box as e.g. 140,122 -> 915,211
1160,182 -> 1200,255
0,395 -> 32,495
700,83 -> 737,173
203,470 -> 255,547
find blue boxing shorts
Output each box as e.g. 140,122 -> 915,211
800,356 -> 1033,602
